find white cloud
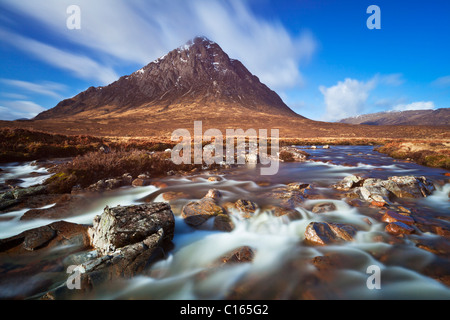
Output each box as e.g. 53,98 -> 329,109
0,100 -> 47,120
0,0 -> 317,90
392,101 -> 435,111
0,79 -> 67,99
319,78 -> 376,121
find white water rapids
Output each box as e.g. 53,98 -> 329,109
0,146 -> 449,299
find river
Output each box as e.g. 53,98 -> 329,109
0,146 -> 449,299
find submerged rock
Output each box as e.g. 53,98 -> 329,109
0,221 -> 90,254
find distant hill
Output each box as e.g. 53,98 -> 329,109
339,108 -> 450,126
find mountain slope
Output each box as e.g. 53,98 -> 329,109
339,108 -> 450,126
35,36 -> 299,121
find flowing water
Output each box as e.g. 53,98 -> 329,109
0,146 -> 449,300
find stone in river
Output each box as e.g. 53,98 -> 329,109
304,222 -> 357,246
182,190 -> 225,228
385,222 -> 415,235
381,210 -> 415,226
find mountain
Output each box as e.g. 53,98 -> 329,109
35,36 -> 299,121
339,108 -> 450,126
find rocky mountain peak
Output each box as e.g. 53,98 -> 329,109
35,37 -> 299,120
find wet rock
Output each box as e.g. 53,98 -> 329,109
207,176 -> 222,182
268,206 -> 302,220
205,188 -> 222,200
131,178 -> 151,187
381,210 -> 415,226
333,175 -> 365,191
182,191 -> 225,228
87,173 -> 133,192
89,203 -> 175,256
5,179 -> 25,186
20,194 -> 93,221
382,176 -> 435,198
311,202 -> 337,214
12,185 -> 47,200
385,222 -> 415,235
213,214 -> 235,232
219,246 -> 255,265
234,199 -> 259,218
0,221 -> 90,254
336,175 -> 436,204
304,222 -> 357,246
279,147 -> 310,162
161,191 -> 190,202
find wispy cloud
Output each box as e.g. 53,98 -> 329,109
432,75 -> 450,88
0,0 -> 317,90
0,79 -> 67,99
0,100 -> 46,120
0,28 -> 119,85
392,101 -> 435,111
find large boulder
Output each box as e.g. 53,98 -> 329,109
335,175 -> 436,204
89,203 -> 174,256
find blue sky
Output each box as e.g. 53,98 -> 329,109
0,0 -> 449,121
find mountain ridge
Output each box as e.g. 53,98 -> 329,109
339,108 -> 450,126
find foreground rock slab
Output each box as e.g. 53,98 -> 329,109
89,202 -> 175,256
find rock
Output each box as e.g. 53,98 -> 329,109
89,203 -> 175,256
333,175 -> 365,191
304,222 -> 357,246
337,175 -> 436,204
161,191 -> 190,201
234,199 -> 258,217
213,214 -> 235,232
132,178 -> 150,187
287,182 -> 310,191
87,174 -> 133,192
207,176 -> 222,182
382,176 -> 435,198
12,185 -> 47,200
182,192 -> 225,228
385,222 -> 415,235
323,145 -> 330,149
268,206 -> 302,220
20,194 -> 93,221
99,144 -> 111,154
279,147 -> 310,162
370,201 -> 387,207
311,202 -> 337,214
205,189 -> 221,200
0,221 -> 90,254
381,210 -> 415,226
5,179 -> 25,186
219,246 -> 255,265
